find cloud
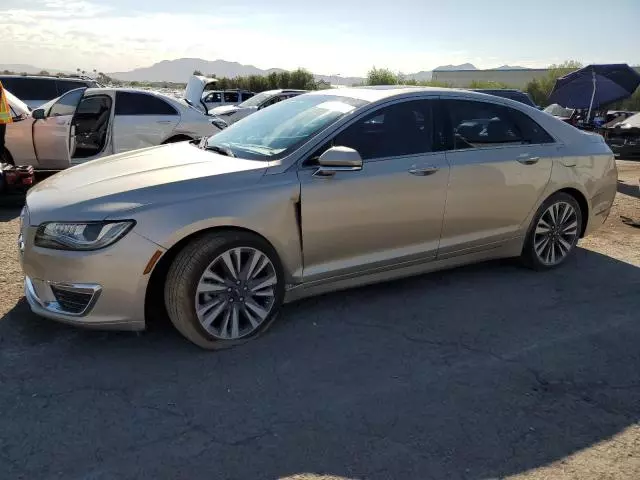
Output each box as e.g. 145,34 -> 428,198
1,0 -> 484,75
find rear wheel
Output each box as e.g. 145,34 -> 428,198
164,231 -> 284,349
522,192 -> 582,270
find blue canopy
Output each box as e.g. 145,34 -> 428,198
548,64 -> 640,110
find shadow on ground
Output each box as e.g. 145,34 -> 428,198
617,179 -> 639,199
1,248 -> 639,479
0,201 -> 23,222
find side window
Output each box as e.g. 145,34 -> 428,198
48,89 -> 85,117
447,100 -> 523,150
508,109 -> 555,144
223,91 -> 239,103
205,92 -> 222,103
115,92 -> 178,115
56,80 -> 87,95
333,100 -> 434,160
1,78 -> 57,101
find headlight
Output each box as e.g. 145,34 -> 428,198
211,118 -> 228,130
35,221 -> 135,251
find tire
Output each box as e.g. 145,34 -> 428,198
164,231 -> 285,349
521,192 -> 582,270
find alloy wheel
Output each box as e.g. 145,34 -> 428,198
194,247 -> 277,340
533,201 -> 579,266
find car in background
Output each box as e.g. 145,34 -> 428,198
0,75 -> 100,109
202,89 -> 254,111
543,103 -> 578,124
602,110 -> 637,128
605,112 -> 640,158
209,89 -> 307,126
471,89 -> 538,108
4,86 -> 221,170
19,87 -> 617,349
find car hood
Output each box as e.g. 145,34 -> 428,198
184,75 -> 219,114
209,105 -> 243,116
4,89 -> 30,115
26,142 -> 268,225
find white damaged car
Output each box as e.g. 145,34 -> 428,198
3,80 -> 222,170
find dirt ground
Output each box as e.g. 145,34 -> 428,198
0,161 -> 638,480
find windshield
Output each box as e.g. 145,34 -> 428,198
237,91 -> 276,108
205,94 -> 366,160
544,104 -> 575,118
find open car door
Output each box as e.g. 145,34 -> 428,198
32,88 -> 85,169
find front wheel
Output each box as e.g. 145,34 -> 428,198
521,192 -> 582,270
164,231 -> 284,349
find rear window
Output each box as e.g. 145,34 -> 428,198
0,77 -> 58,101
473,90 -> 536,108
224,91 -> 239,103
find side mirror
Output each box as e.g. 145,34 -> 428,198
32,108 -> 46,120
314,146 -> 363,177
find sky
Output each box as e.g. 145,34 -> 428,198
2,0 -> 640,76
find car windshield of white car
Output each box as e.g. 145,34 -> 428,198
205,95 -> 367,160
237,91 -> 274,107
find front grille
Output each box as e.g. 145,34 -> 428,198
50,286 -> 93,314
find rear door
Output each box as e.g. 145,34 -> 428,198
112,91 -> 180,153
438,98 -> 556,257
32,88 -> 85,169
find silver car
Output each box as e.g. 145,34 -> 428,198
209,89 -> 307,126
20,87 -> 618,349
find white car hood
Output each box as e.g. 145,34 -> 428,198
4,89 -> 30,115
26,142 -> 267,224
209,105 -> 243,115
184,75 -> 219,114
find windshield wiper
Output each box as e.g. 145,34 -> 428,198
203,144 -> 236,157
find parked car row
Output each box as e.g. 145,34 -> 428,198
18,86 -> 617,349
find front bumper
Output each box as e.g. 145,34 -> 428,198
21,225 -> 163,331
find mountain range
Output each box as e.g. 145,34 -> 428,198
0,59 -> 530,84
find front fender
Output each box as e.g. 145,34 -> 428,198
125,171 -> 304,284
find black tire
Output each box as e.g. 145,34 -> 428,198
164,231 -> 285,349
521,192 -> 582,270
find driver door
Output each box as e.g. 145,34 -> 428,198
33,88 -> 85,170
298,99 -> 450,284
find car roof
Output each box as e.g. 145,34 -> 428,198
306,86 -> 509,103
0,74 -> 95,82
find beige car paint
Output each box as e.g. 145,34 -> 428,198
20,87 -> 618,331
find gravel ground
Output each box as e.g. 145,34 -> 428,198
0,161 -> 638,480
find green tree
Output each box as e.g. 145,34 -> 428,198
39,70 -> 50,76
524,60 -> 583,107
367,67 -> 398,85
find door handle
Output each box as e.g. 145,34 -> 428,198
517,156 -> 540,165
409,166 -> 439,176
156,120 -> 172,124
